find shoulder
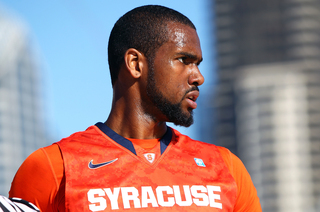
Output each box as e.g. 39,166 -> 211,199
216,146 -> 242,175
215,146 -> 250,184
214,147 -> 262,211
19,144 -> 63,176
172,128 -> 238,164
10,144 -> 61,175
171,128 -> 216,147
56,125 -> 101,146
10,143 -> 64,190
9,144 -> 64,212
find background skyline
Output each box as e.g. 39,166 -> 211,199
0,0 -> 215,142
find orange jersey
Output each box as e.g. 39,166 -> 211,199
9,123 -> 261,212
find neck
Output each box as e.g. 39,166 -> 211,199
105,96 -> 167,140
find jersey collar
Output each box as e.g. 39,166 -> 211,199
95,122 -> 172,155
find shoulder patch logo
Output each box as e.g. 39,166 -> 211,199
194,158 -> 206,167
88,158 -> 118,169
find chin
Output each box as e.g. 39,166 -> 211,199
171,113 -> 194,127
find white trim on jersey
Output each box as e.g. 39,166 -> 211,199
0,196 -> 40,212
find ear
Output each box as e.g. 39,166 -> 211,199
124,48 -> 147,79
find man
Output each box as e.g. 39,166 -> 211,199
10,5 -> 261,211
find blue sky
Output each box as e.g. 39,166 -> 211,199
0,0 -> 216,142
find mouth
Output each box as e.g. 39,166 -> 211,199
186,89 -> 199,101
187,95 -> 198,102
185,90 -> 199,109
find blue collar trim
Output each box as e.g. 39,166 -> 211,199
95,122 -> 172,155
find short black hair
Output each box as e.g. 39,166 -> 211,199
108,5 -> 196,85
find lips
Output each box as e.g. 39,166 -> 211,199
185,90 -> 199,109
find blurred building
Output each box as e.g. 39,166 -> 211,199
0,8 -> 49,195
212,0 -> 320,211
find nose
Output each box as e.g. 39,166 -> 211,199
188,66 -> 205,86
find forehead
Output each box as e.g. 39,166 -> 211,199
165,22 -> 202,54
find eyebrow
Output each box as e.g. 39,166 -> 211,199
177,52 -> 203,63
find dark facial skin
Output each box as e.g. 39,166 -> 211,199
146,22 -> 204,127
105,22 -> 204,139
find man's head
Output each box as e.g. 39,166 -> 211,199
108,5 -> 204,127
108,5 -> 196,85
145,21 -> 204,127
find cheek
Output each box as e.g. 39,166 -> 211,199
153,62 -> 188,100
165,75 -> 189,100
165,83 -> 187,103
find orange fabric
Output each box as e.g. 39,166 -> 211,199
57,126 -> 237,211
128,138 -> 159,150
9,144 -> 65,212
9,129 -> 261,212
218,147 -> 261,212
132,142 -> 161,164
128,137 -> 161,164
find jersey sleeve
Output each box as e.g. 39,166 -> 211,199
217,146 -> 262,212
9,144 -> 64,212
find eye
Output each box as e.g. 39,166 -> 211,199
178,57 -> 201,67
178,57 -> 185,63
178,57 -> 191,65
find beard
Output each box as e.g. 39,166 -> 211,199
146,65 -> 196,127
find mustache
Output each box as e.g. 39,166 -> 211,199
184,86 -> 200,97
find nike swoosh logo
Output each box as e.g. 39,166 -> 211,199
88,158 -> 118,169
